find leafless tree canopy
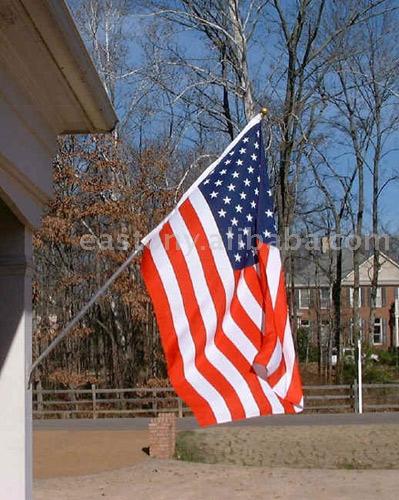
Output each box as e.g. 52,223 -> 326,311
33,0 -> 399,388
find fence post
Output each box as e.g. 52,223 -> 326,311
152,389 -> 158,416
178,397 -> 183,418
92,384 -> 97,419
70,389 -> 77,419
36,379 -> 43,416
353,379 -> 358,413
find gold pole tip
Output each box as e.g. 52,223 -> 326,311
261,107 -> 268,116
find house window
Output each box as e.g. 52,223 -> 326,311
320,288 -> 330,309
375,287 -> 382,308
373,318 -> 382,345
299,318 -> 310,329
298,289 -> 310,309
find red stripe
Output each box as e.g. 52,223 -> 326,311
141,246 -> 216,426
180,200 -> 273,415
285,359 -> 303,406
230,275 -> 263,350
253,244 -> 279,367
243,266 -> 263,308
159,221 -> 245,421
257,243 -> 302,403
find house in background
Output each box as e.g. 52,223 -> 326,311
0,1 -> 116,498
294,251 -> 399,350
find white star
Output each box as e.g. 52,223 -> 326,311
234,253 -> 241,262
203,179 -> 210,185
210,191 -> 218,198
246,213 -> 253,222
225,159 -> 231,165
254,188 -> 259,195
250,200 -> 256,208
263,230 -> 271,238
267,189 -> 272,196
251,153 -> 257,161
223,196 -> 231,204
235,204 -> 243,213
254,141 -> 259,149
243,137 -> 249,143
243,227 -> 250,236
239,192 -> 247,200
226,229 -> 234,239
231,217 -> 238,226
244,178 -> 251,187
266,209 -> 274,217
220,169 -> 227,175
256,130 -> 260,137
232,171 -> 239,178
236,159 -> 243,166
227,183 -> 236,192
215,179 -> 223,186
238,240 -> 245,249
247,166 -> 254,174
257,176 -> 260,183
229,150 -> 235,156
218,209 -> 226,218
239,147 -> 246,154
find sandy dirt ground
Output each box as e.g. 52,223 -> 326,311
33,424 -> 399,499
34,430 -> 150,478
34,460 -> 399,500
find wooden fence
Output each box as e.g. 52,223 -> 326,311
32,383 -> 399,419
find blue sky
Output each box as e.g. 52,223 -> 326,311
67,0 -> 399,233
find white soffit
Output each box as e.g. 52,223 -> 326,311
0,0 -> 117,134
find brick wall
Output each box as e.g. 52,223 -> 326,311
149,412 -> 176,459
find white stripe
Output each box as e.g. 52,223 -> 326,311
253,359 -> 285,412
273,318 -> 296,399
189,190 -> 260,362
266,338 -> 283,375
236,272 -> 263,327
266,246 -> 281,308
257,378 -> 285,413
142,114 -> 263,246
294,397 -> 304,412
222,313 -> 257,362
264,244 -> 284,377
170,210 -> 260,418
149,235 -> 231,423
189,191 -> 286,410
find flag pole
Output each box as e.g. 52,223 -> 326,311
28,108 -> 269,388
357,338 -> 363,414
27,243 -> 144,387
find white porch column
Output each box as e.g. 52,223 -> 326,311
0,199 -> 32,499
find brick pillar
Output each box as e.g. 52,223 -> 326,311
149,412 -> 176,459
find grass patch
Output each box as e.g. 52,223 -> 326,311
175,431 -> 209,463
174,425 -> 399,470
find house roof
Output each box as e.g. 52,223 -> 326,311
0,0 -> 117,134
293,239 -> 399,287
342,251 -> 399,286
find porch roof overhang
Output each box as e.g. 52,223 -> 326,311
1,0 -> 117,134
0,0 -> 117,227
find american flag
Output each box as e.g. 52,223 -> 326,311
141,114 -> 303,426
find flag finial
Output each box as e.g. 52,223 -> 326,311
261,107 -> 268,117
